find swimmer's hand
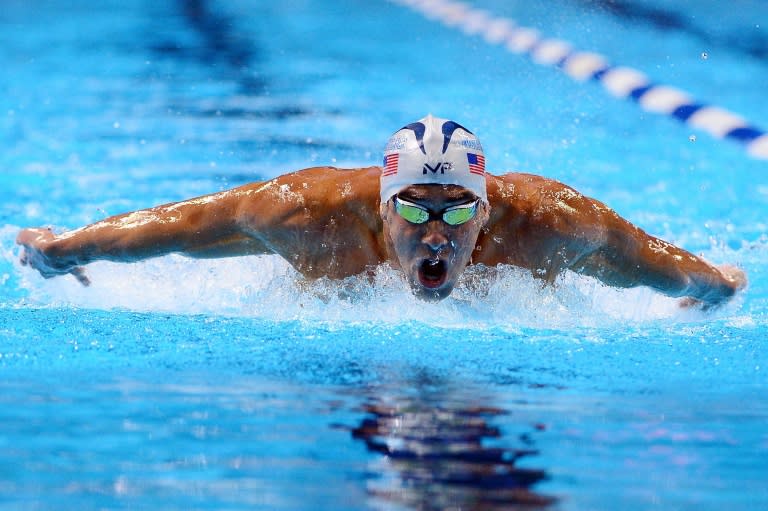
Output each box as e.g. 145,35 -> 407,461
679,264 -> 746,310
16,228 -> 91,286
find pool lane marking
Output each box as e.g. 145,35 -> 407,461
391,0 -> 768,160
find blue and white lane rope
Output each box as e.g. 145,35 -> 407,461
391,0 -> 768,160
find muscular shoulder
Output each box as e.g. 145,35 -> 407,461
236,166 -> 378,204
235,166 -> 382,230
485,172 -> 612,240
489,172 -> 607,215
476,172 -> 611,269
488,172 -> 577,201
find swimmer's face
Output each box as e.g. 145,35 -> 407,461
381,184 -> 489,301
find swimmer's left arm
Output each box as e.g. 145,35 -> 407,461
574,202 -> 746,307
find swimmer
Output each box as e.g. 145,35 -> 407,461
16,114 -> 746,307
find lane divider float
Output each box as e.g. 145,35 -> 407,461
391,0 -> 768,160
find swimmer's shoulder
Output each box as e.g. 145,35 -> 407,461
279,165 -> 381,184
488,172 -> 552,202
286,166 -> 382,228
488,171 -> 607,237
263,166 -> 381,209
233,165 -> 381,228
490,171 -> 561,187
230,166 -> 379,204
489,172 -> 582,200
487,171 -> 593,226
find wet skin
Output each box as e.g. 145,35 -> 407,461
16,166 -> 746,307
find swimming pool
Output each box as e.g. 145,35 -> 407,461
1,0 -> 767,509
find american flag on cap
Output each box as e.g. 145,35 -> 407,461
382,153 -> 398,176
467,153 -> 485,176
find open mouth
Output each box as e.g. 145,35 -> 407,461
418,258 -> 448,289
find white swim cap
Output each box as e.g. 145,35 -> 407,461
380,114 -> 487,204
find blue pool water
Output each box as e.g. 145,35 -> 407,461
1,1 -> 767,509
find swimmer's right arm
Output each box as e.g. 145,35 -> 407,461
16,182 -> 280,286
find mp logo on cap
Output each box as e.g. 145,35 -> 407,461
423,162 -> 454,174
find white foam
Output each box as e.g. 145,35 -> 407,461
5,225 -> 713,330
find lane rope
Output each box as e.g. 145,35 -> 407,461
391,0 -> 768,160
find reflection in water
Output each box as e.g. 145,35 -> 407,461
350,392 -> 555,510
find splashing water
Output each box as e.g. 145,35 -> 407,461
3,225 -> 728,329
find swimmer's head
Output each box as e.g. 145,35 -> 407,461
380,114 -> 487,204
380,183 -> 490,301
379,116 -> 490,301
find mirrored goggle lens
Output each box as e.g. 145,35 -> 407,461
394,197 -> 479,226
442,202 -> 478,225
395,200 -> 430,223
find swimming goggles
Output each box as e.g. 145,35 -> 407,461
393,196 -> 479,226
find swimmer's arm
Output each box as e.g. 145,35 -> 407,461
573,204 -> 746,307
16,186 -> 274,285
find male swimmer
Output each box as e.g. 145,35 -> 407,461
17,115 -> 746,307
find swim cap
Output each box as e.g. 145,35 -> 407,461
380,114 -> 487,204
